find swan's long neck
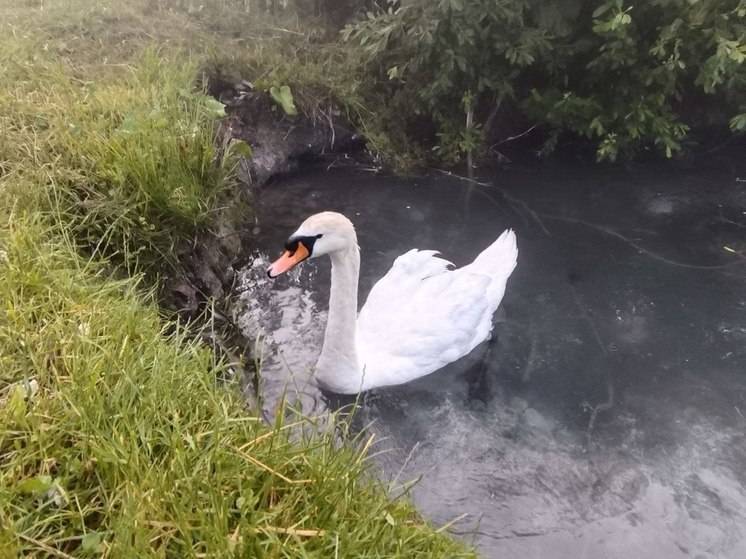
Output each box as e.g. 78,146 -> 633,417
315,245 -> 361,391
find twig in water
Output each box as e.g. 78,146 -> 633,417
584,384 -> 615,450
437,169 -> 746,269
435,513 -> 470,533
325,107 -> 336,151
450,527 -> 553,541
715,215 -> 746,229
391,441 -> 421,489
491,124 -> 538,148
569,284 -> 615,450
435,169 -> 552,236
544,214 -> 746,270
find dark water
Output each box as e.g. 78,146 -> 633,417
234,156 -> 746,558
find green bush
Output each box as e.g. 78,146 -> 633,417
344,0 -> 746,164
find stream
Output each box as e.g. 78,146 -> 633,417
232,155 -> 746,559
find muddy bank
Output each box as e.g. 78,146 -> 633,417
165,72 -> 363,312
210,72 -> 362,187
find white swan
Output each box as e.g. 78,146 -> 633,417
267,212 -> 518,394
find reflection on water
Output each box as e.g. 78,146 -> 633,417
233,158 -> 746,559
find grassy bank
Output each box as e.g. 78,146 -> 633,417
0,1 -> 474,556
0,1 -> 255,273
0,208 -> 473,557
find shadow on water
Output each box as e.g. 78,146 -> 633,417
233,155 -> 746,559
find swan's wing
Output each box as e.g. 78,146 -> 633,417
359,248 -> 452,318
356,230 -> 517,390
356,251 -> 495,389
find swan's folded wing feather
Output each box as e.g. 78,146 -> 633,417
356,249 -> 496,389
360,249 -> 453,312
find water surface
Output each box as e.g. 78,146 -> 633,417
234,157 -> 746,558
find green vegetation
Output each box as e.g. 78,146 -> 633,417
0,1 -> 474,557
2,0 -> 742,554
0,209 -> 473,557
344,0 -> 746,164
0,3 -> 250,272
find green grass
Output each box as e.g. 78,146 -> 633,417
0,206 -> 474,557
0,1 -> 475,557
0,0 -> 396,269
0,12 -> 238,272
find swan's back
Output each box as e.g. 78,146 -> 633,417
355,229 -> 517,391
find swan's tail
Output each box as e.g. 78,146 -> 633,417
468,229 -> 518,302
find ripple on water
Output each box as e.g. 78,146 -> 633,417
234,252 -> 327,416
232,162 -> 746,558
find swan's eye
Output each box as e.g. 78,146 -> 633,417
284,239 -> 300,254
284,234 -> 322,256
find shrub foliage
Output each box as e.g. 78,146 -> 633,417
344,0 -> 746,163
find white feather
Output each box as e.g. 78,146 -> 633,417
270,212 -> 518,394
356,230 -> 518,391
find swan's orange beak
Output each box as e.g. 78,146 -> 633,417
267,242 -> 310,278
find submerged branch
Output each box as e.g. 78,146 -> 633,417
544,214 -> 746,270
491,124 -> 537,147
434,169 -> 551,235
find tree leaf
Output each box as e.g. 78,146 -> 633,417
592,4 -> 611,18
730,113 -> 746,132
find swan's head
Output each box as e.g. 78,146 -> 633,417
267,211 -> 357,278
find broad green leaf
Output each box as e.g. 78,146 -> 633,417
730,113 -> 746,132
7,385 -> 27,421
17,475 -> 53,495
592,4 -> 611,18
228,140 -> 253,159
202,96 -> 226,118
589,117 -> 605,136
269,85 -> 298,116
81,532 -> 104,553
